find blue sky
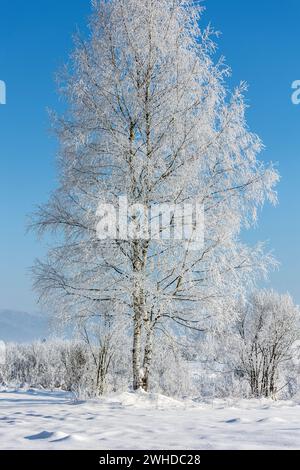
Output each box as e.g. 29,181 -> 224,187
0,0 -> 299,312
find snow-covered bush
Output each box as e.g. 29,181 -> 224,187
150,337 -> 194,398
0,340 -> 90,392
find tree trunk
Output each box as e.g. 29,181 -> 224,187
131,240 -> 149,391
142,326 -> 154,392
132,299 -> 143,390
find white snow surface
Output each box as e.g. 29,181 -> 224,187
0,388 -> 300,450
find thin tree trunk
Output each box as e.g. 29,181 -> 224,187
131,236 -> 149,390
142,325 -> 154,392
132,296 -> 144,390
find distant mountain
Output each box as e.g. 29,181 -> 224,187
0,310 -> 50,343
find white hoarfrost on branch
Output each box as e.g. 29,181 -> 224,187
30,0 -> 279,392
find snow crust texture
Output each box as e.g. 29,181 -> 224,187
0,389 -> 300,450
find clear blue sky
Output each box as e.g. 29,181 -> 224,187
0,0 -> 299,312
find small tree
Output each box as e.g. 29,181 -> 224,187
80,313 -> 128,396
237,290 -> 300,398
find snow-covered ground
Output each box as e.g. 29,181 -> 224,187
0,388 -> 300,450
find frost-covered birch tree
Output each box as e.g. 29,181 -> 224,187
31,0 -> 279,391
236,290 -> 300,398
